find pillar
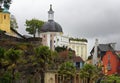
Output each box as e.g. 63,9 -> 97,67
74,75 -> 76,83
55,74 -> 58,83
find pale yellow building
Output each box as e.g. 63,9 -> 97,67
44,71 -> 88,83
69,38 -> 87,61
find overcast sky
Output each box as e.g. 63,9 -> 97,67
9,0 -> 120,55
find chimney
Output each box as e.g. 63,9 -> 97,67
92,39 -> 98,65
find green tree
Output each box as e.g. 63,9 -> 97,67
0,0 -> 12,9
58,61 -> 76,83
80,64 -> 99,83
0,47 -> 5,75
25,19 -> 44,38
5,49 -> 22,83
0,47 -> 12,83
35,46 -> 54,83
55,46 -> 67,52
0,47 -> 5,61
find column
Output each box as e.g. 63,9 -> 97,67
74,75 -> 76,83
55,74 -> 58,83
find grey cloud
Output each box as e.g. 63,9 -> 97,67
9,0 -> 120,52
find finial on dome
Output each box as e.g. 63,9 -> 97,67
50,4 -> 53,11
48,4 -> 54,20
50,4 -> 52,8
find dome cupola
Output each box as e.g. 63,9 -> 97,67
41,4 -> 63,33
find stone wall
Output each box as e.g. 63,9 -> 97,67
0,31 -> 42,46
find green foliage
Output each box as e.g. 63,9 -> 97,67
0,46 -> 5,59
0,0 -> 12,9
80,64 -> 99,80
0,41 -> 59,82
0,71 -> 12,83
35,46 -> 51,63
1,0 -> 11,3
69,37 -> 88,42
58,61 -> 76,78
25,19 -> 44,37
5,49 -> 22,64
68,51 -> 73,59
0,48 -> 22,82
0,71 -> 21,83
101,76 -> 120,83
87,55 -> 92,60
16,43 -> 34,55
0,30 -> 5,34
55,46 -> 67,52
34,46 -> 56,83
106,75 -> 120,81
118,54 -> 120,58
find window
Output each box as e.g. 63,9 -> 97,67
4,15 -> 6,19
80,62 -> 83,68
108,55 -> 110,60
107,61 -> 111,71
77,46 -> 79,55
81,46 -> 83,57
44,35 -> 45,38
76,62 -> 80,69
50,40 -> 52,49
57,39 -> 59,41
107,55 -> 111,70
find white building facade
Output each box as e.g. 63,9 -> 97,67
40,5 -> 88,61
54,35 -> 69,48
54,36 -> 88,61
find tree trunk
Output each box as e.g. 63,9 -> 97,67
33,27 -> 36,38
33,33 -> 35,38
88,77 -> 90,83
40,71 -> 44,83
12,68 -> 15,83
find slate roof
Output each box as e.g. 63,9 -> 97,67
98,44 -> 114,51
90,44 -> 115,54
40,20 -> 63,33
73,56 -> 84,62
